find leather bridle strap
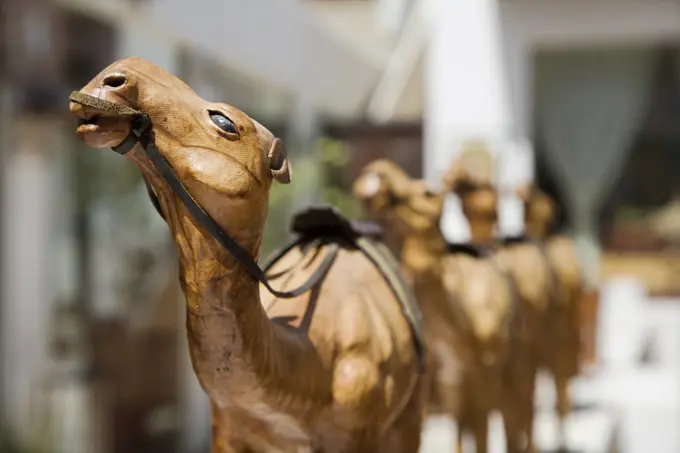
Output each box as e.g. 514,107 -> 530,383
69,91 -> 339,299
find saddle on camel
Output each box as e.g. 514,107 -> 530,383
443,146 -> 583,451
68,57 -> 427,453
353,159 -> 533,453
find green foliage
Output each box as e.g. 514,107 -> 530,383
316,137 -> 360,219
318,137 -> 350,167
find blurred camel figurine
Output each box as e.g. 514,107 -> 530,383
444,153 -> 545,453
516,183 -> 584,449
69,57 -> 427,453
444,148 -> 577,452
354,160 -> 533,453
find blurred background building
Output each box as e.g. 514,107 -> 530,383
1,0 -> 679,452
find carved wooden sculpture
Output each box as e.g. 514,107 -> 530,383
443,158 -> 547,453
68,57 -> 427,453
353,159 -> 532,453
516,183 -> 584,449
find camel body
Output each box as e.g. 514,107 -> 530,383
69,57 -> 425,453
204,240 -> 425,453
442,250 -> 533,453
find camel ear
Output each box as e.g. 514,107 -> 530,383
268,138 -> 292,184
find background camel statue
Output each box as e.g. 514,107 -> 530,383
443,154 -> 553,453
68,57 -> 427,453
353,159 -> 532,453
516,183 -> 585,449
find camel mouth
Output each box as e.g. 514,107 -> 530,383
70,102 -> 132,149
76,115 -> 102,133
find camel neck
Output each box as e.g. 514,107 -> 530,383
400,230 -> 447,274
172,218 -> 329,409
469,220 -> 496,244
176,220 -> 274,397
457,187 -> 498,244
524,220 -> 549,239
399,230 -> 459,339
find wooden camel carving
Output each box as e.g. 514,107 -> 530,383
516,183 -> 584,448
68,57 -> 427,453
353,159 -> 532,453
444,157 -> 573,452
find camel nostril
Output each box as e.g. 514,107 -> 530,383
102,73 -> 126,88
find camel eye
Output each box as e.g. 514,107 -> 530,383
209,111 -> 239,135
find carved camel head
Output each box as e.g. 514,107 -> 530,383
515,183 -> 557,238
442,159 -> 498,243
68,57 -> 291,261
353,159 -> 444,239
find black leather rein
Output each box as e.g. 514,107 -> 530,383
69,91 -> 338,299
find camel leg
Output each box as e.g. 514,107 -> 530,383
501,405 -> 522,453
522,366 -> 538,453
555,374 -> 571,451
435,378 -> 465,453
456,418 -> 467,453
472,412 -> 489,453
378,378 -> 425,453
523,402 -> 537,453
456,423 -> 467,453
502,362 -> 535,453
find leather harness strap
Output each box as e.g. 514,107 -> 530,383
69,91 -> 338,300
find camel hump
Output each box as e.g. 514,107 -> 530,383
290,205 -> 384,242
263,204 -> 426,371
